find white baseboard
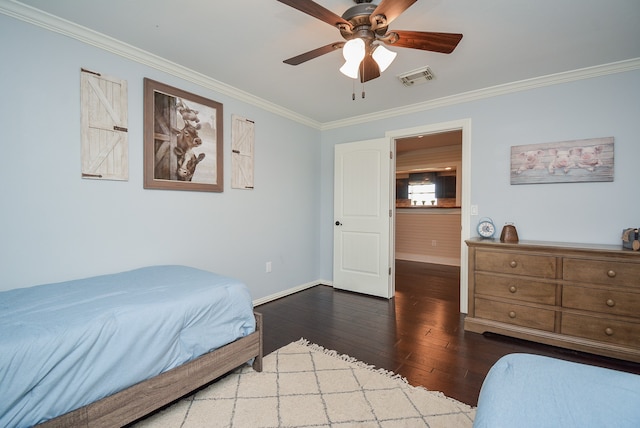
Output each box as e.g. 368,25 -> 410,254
395,253 -> 461,267
253,280 -> 330,307
318,279 -> 333,287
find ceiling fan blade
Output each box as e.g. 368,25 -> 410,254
283,42 -> 344,65
359,55 -> 381,83
388,31 -> 463,54
276,0 -> 352,30
370,0 -> 417,28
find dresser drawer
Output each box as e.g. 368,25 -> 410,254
475,298 -> 556,332
561,313 -> 640,348
475,273 -> 557,305
475,249 -> 557,278
563,285 -> 640,318
563,258 -> 639,287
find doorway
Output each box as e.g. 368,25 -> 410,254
387,119 -> 471,313
395,130 -> 462,265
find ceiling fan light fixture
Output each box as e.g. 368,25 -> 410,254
279,0 -> 463,85
339,38 -> 366,79
371,44 -> 397,72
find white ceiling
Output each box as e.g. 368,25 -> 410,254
13,0 -> 640,125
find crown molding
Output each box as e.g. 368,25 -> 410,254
0,0 -> 323,130
2,0 -> 638,132
320,58 -> 640,130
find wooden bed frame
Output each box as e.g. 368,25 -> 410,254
38,312 -> 263,428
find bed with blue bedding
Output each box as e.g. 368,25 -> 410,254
473,353 -> 640,428
0,265 -> 263,428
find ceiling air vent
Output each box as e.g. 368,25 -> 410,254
398,66 -> 435,87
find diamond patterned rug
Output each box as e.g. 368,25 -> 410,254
133,339 -> 476,427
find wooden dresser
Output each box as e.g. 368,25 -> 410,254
464,238 -> 640,362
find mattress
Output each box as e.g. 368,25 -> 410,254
0,265 -> 256,428
473,353 -> 640,428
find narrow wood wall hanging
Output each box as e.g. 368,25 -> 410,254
231,115 -> 255,190
80,68 -> 129,180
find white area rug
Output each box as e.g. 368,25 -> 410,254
134,339 -> 475,427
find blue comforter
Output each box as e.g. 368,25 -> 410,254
474,353 -> 640,428
0,265 -> 255,428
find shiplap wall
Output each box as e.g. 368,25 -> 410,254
396,144 -> 462,171
395,210 -> 461,266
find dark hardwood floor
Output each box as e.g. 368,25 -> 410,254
256,260 -> 640,406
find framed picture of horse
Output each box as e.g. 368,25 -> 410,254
143,78 -> 223,192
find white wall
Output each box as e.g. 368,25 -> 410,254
0,13 -> 321,299
2,11 -> 639,299
319,69 -> 640,280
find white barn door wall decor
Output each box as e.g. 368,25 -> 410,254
231,115 -> 255,190
80,68 -> 128,181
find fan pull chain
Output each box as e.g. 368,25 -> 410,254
350,65 -> 366,100
361,62 -> 365,99
350,81 -> 366,100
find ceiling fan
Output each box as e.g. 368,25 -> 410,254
277,0 -> 463,83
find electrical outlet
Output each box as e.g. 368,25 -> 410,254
432,240 -> 437,247
265,261 -> 272,273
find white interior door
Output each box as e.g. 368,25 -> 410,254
333,138 -> 393,298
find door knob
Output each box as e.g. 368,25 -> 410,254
335,221 -> 342,226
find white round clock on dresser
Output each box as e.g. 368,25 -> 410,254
477,217 -> 496,238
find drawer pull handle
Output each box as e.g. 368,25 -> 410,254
509,260 -> 518,268
606,299 -> 616,307
508,311 -> 516,319
509,286 -> 517,293
607,270 -> 616,278
605,327 -> 614,336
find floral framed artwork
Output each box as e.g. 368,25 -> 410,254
143,78 -> 223,192
510,137 -> 614,185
